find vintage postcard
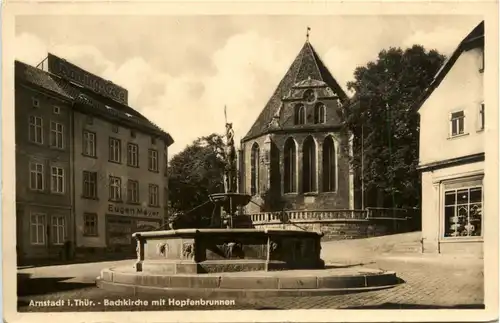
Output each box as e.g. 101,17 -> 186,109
2,1 -> 499,322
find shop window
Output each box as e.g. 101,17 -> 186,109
444,186 -> 482,237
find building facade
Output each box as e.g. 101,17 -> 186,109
417,21 -> 484,254
15,64 -> 74,262
15,54 -> 173,263
240,40 -> 354,214
73,108 -> 169,254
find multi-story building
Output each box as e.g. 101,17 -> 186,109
240,38 -> 354,214
15,53 -> 174,263
72,95 -> 171,255
416,21 -> 484,254
15,61 -> 74,263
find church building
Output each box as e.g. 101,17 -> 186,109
239,37 -> 354,214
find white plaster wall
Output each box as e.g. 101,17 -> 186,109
419,48 -> 484,165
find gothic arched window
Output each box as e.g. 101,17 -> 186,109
322,136 -> 336,192
302,136 -> 317,193
294,104 -> 306,125
284,138 -> 297,193
250,143 -> 260,195
314,103 -> 326,124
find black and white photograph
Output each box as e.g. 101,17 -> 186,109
2,2 -> 499,322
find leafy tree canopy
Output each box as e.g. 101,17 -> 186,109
342,45 -> 446,208
168,133 -> 225,218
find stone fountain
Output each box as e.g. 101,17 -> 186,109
96,115 -> 400,297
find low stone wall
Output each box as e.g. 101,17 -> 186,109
252,218 -> 412,241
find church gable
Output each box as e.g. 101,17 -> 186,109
278,78 -> 344,129
243,40 -> 348,141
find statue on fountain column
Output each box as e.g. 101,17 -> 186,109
223,122 -> 237,193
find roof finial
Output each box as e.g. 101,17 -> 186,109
306,26 -> 311,42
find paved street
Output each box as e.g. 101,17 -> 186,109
17,250 -> 484,311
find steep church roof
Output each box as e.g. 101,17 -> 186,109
243,40 -> 348,141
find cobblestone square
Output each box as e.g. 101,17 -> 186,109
17,252 -> 484,311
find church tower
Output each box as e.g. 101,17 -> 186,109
239,34 -> 354,214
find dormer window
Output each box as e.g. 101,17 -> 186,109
314,103 -> 326,124
450,111 -> 465,137
294,104 -> 306,125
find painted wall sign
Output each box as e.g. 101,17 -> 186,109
107,203 -> 161,218
47,53 -> 129,105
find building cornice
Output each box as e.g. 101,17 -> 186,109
417,152 -> 485,172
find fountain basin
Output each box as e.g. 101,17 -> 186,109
208,192 -> 252,214
133,228 -> 324,274
96,265 -> 400,298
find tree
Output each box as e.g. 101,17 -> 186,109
168,133 -> 226,226
342,45 -> 446,209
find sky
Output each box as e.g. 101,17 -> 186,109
15,15 -> 482,157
